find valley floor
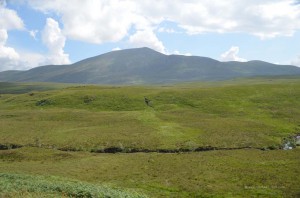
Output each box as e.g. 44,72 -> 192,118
0,77 -> 299,197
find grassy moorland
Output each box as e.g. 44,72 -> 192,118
0,77 -> 299,197
0,147 -> 299,197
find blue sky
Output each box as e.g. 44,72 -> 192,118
0,0 -> 300,71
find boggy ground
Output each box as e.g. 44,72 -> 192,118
0,77 -> 299,197
0,147 -> 299,197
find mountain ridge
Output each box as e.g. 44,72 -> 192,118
0,47 -> 299,84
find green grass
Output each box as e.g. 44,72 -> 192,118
0,78 -> 299,150
0,82 -> 72,94
0,77 -> 299,197
0,147 -> 299,197
0,172 -> 146,198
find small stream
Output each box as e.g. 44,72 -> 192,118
282,134 -> 300,150
0,135 -> 299,152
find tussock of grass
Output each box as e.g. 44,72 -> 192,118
0,173 -> 146,198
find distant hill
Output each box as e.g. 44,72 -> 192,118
0,47 -> 300,84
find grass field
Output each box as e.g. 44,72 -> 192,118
0,172 -> 146,198
0,77 -> 299,197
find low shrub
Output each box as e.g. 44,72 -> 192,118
0,173 -> 147,198
36,99 -> 53,106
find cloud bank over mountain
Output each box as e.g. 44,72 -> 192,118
292,55 -> 300,66
1,0 -> 300,71
221,46 -> 247,62
27,0 -> 300,42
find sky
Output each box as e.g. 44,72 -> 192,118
0,0 -> 300,72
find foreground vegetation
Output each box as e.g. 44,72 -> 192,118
0,77 -> 299,151
0,147 -> 299,197
0,172 -> 145,198
0,77 -> 299,197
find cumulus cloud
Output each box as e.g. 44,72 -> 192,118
129,29 -> 166,53
158,27 -> 177,34
176,0 -> 300,39
0,28 -> 7,46
23,0 -> 300,53
0,29 -> 20,71
0,28 -> 45,71
0,2 -> 24,71
28,0 -> 136,44
29,29 -> 38,39
3,0 -> 299,71
220,46 -> 247,62
111,47 -> 121,51
172,50 -> 192,56
291,55 -> 300,66
0,3 -> 71,71
0,1 -> 24,30
42,18 -> 70,65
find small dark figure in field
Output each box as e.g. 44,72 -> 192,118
144,96 -> 152,107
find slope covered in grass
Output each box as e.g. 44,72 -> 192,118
0,77 -> 299,197
0,77 -> 299,150
0,82 -> 71,94
1,47 -> 300,84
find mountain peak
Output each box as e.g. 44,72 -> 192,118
108,47 -> 164,56
0,48 -> 299,84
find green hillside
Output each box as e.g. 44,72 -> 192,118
1,47 -> 300,84
0,77 -> 299,197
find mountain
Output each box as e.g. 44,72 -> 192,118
0,47 -> 300,84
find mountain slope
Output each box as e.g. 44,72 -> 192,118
0,47 -> 300,84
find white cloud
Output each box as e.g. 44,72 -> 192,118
112,47 -> 121,51
0,28 -> 45,71
0,2 -> 24,71
220,46 -> 247,62
132,0 -> 300,39
172,50 -> 192,56
0,28 -> 7,46
0,3 -> 71,71
158,27 -> 176,34
29,29 -> 38,39
129,29 -> 166,54
0,1 -> 24,30
42,18 -> 70,65
28,0 -> 136,44
24,0 -> 300,46
0,28 -> 43,72
2,0 -> 298,71
19,51 -> 45,68
291,55 -> 300,66
0,28 -> 20,71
